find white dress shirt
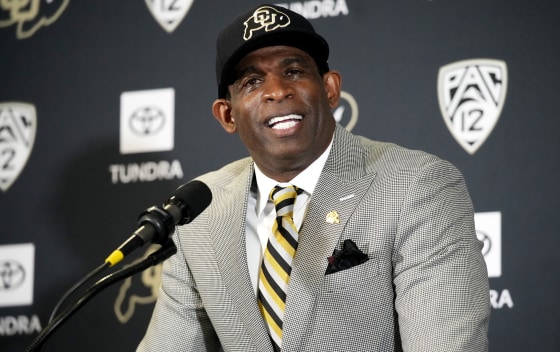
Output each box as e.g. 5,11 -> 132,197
245,140 -> 333,294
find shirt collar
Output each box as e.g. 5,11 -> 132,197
254,138 -> 333,214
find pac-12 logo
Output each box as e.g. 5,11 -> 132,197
0,102 -> 37,192
437,59 -> 507,155
145,0 -> 194,33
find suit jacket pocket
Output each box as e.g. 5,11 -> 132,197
322,258 -> 380,293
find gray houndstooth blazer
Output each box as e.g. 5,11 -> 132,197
138,124 -> 490,351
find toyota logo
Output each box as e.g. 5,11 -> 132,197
129,106 -> 166,136
0,260 -> 26,290
476,230 -> 492,257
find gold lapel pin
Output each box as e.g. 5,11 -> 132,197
325,211 -> 340,224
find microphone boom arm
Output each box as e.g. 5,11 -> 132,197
27,240 -> 178,352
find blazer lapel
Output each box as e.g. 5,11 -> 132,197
282,125 -> 377,351
208,163 -> 273,351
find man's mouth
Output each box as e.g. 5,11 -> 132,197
267,114 -> 303,130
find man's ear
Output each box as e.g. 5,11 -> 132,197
324,71 -> 342,109
212,98 -> 237,134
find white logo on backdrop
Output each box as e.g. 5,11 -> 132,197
0,314 -> 42,336
109,160 -> 184,184
145,0 -> 193,33
333,90 -> 358,132
0,102 -> 37,192
129,106 -> 166,136
0,243 -> 35,307
276,0 -> 349,19
474,211 -> 513,309
474,211 -> 501,278
120,88 -> 175,154
437,59 -> 507,155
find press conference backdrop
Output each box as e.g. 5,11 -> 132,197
1,0 -> 558,351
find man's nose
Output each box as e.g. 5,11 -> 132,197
262,75 -> 293,102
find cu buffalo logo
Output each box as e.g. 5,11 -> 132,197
113,245 -> 162,323
333,91 -> 359,132
243,6 -> 290,40
0,0 -> 69,39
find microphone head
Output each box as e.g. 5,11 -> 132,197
167,180 -> 212,225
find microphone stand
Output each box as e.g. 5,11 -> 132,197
48,262 -> 110,323
26,240 -> 177,352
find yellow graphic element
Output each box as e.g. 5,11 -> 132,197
113,245 -> 162,324
325,211 -> 340,224
0,0 -> 70,39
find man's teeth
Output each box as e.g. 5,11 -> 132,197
268,114 -> 302,129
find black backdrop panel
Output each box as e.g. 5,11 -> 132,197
1,1 -> 559,351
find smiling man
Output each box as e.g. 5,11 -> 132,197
212,44 -> 339,182
138,4 -> 490,352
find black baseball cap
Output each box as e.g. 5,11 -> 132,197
215,4 -> 330,98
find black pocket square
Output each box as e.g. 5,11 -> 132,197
325,239 -> 369,275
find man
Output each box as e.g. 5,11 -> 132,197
138,4 -> 490,351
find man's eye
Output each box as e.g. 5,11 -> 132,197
244,77 -> 260,87
286,69 -> 302,76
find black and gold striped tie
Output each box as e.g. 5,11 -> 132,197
258,185 -> 299,351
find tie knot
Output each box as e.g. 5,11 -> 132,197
270,185 -> 298,215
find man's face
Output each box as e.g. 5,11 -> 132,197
213,45 -> 340,180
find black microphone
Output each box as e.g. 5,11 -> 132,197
105,180 -> 212,266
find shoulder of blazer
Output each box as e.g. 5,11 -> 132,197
195,157 -> 253,190
334,125 -> 444,177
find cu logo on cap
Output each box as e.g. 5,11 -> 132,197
244,6 -> 290,40
0,260 -> 26,290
